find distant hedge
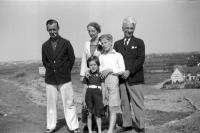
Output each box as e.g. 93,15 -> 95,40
162,80 -> 200,89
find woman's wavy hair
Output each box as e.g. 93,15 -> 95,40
87,22 -> 101,33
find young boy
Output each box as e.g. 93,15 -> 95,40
98,34 -> 125,133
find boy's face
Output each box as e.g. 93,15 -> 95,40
89,60 -> 98,73
101,38 -> 112,53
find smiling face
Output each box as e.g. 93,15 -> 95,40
87,26 -> 99,39
47,22 -> 59,39
88,60 -> 98,73
122,21 -> 135,39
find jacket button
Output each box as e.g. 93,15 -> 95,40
54,60 -> 56,63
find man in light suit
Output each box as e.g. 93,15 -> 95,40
42,19 -> 80,133
114,17 -> 145,133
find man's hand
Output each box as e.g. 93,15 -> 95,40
100,69 -> 113,79
121,70 -> 130,79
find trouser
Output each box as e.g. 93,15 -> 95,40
127,84 -> 145,129
119,83 -> 132,127
46,82 -> 79,130
119,83 -> 145,129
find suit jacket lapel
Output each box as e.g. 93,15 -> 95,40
46,39 -> 54,59
119,39 -> 127,54
127,36 -> 136,52
54,37 -> 63,59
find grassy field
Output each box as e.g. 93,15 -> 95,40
1,53 -> 200,133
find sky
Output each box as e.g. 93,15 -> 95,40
0,0 -> 200,61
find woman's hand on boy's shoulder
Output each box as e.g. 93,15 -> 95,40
85,70 -> 91,79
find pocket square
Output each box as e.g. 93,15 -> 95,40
131,46 -> 137,49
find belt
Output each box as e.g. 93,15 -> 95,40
88,85 -> 101,89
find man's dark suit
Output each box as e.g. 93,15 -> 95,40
42,36 -> 75,85
114,36 -> 145,85
114,36 -> 145,130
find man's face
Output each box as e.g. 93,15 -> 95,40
47,23 -> 59,39
101,38 -> 112,53
122,22 -> 135,38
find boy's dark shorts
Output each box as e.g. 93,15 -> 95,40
85,88 -> 104,117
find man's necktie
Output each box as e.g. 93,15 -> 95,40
124,39 -> 128,46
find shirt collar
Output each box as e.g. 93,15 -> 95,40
106,49 -> 116,54
89,70 -> 98,75
50,35 -> 60,42
124,38 -> 131,45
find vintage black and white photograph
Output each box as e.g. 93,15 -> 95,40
0,0 -> 200,133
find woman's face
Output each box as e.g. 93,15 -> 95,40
87,26 -> 99,39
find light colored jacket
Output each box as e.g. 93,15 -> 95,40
80,41 -> 101,76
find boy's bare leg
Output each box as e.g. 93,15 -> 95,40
87,113 -> 93,133
107,112 -> 116,133
96,116 -> 102,133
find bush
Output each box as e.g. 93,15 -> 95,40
162,80 -> 185,89
184,81 -> 200,89
163,80 -> 172,86
15,72 -> 26,78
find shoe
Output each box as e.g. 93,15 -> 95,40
133,127 -> 145,133
72,128 -> 81,133
116,126 -> 132,133
45,128 -> 55,133
138,128 -> 145,133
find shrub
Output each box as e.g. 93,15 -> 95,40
15,72 -> 26,78
184,81 -> 200,89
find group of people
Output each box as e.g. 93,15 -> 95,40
42,16 -> 145,133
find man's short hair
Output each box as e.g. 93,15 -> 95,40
87,22 -> 101,33
122,16 -> 137,26
87,56 -> 100,68
46,19 -> 59,29
99,34 -> 113,43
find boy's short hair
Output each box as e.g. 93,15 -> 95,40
99,34 -> 113,43
87,56 -> 100,68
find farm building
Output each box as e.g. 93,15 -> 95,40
171,66 -> 200,82
171,68 -> 184,83
183,66 -> 200,81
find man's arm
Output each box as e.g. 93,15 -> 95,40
112,53 -> 125,75
42,44 -> 50,69
67,41 -> 75,71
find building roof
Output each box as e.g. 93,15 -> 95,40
182,66 -> 200,76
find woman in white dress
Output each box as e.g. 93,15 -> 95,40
80,22 -> 102,81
